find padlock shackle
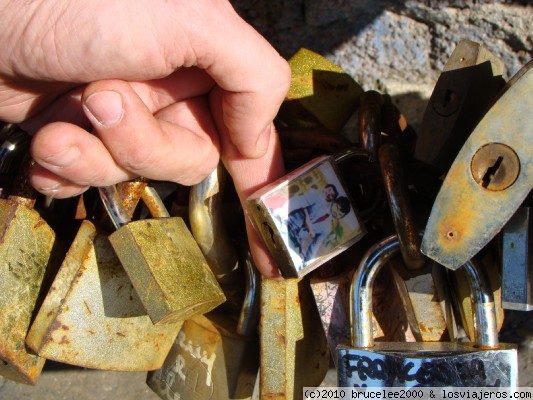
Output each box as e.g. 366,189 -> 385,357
333,147 -> 371,164
351,235 -> 499,349
236,247 -> 260,336
378,143 -> 425,270
99,185 -> 131,229
189,166 -> 239,284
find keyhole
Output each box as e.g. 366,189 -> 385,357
481,156 -> 504,188
441,89 -> 456,109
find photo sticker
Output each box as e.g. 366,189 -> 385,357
263,160 -> 363,273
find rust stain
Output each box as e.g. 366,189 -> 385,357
59,336 -> 70,345
116,332 -> 126,337
61,325 -> 69,331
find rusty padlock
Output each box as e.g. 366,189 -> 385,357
100,184 -> 225,325
260,277 -> 329,400
379,142 -> 456,342
247,149 -> 367,278
26,183 -> 184,371
0,139 -> 59,384
147,245 -> 260,400
337,235 -> 518,387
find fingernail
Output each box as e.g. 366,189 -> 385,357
254,124 -> 271,156
41,146 -> 80,168
38,182 -> 62,192
84,91 -> 124,127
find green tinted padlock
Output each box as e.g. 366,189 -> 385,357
26,183 -> 183,371
100,185 -> 225,325
0,133 -> 59,384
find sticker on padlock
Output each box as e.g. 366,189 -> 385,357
26,183 -> 184,371
247,149 -> 367,278
337,235 -> 518,387
100,184 -> 226,324
0,130 -> 60,385
415,39 -> 506,172
421,60 -> 533,270
502,206 -> 532,311
147,246 -> 260,400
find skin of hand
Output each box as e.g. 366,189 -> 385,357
0,0 -> 289,277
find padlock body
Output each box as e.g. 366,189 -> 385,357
502,207 -> 532,310
27,220 -> 182,371
337,342 -> 517,387
109,217 -> 225,324
248,156 -> 365,277
147,313 -> 258,400
0,199 -> 55,384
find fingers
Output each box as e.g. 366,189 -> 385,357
211,88 -> 286,278
31,79 -> 220,197
81,80 -> 219,185
185,2 -> 291,158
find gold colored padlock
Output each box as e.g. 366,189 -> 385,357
260,278 -> 329,400
100,185 -> 226,325
0,137 -> 59,384
26,183 -> 183,371
147,248 -> 260,400
279,48 -> 363,132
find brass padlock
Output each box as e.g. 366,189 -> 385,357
279,48 -> 363,132
337,235 -> 517,387
415,39 -> 505,172
0,142 -> 58,384
100,184 -> 225,324
26,183 -> 183,371
147,246 -> 260,400
260,277 -> 329,399
247,149 -> 367,278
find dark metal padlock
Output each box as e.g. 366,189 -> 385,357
337,235 -> 518,387
502,206 -> 532,311
247,149 -> 366,278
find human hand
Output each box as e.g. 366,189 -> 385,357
0,0 -> 288,277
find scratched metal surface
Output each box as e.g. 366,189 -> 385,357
26,221 -> 182,371
0,200 -> 56,384
337,342 -> 517,387
421,66 -> 533,269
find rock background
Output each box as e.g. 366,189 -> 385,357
232,0 -> 532,128
0,2 -> 531,398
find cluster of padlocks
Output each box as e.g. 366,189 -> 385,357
0,39 -> 530,398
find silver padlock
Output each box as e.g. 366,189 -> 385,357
247,149 -> 366,278
502,206 -> 532,311
337,235 -> 518,387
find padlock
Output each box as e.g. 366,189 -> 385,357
358,90 -> 383,160
310,264 -> 420,363
147,245 -> 260,400
247,149 -> 367,278
260,277 -> 329,400
502,206 -> 532,310
449,246 -> 504,342
0,124 -> 30,196
421,60 -> 532,270
378,142 -> 455,342
278,48 -> 363,132
415,39 -> 505,172
100,184 -> 225,324
26,183 -> 183,371
0,145 -> 59,384
337,235 -> 518,387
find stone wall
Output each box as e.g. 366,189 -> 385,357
232,0 -> 531,128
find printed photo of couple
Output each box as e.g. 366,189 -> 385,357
264,161 -> 363,272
